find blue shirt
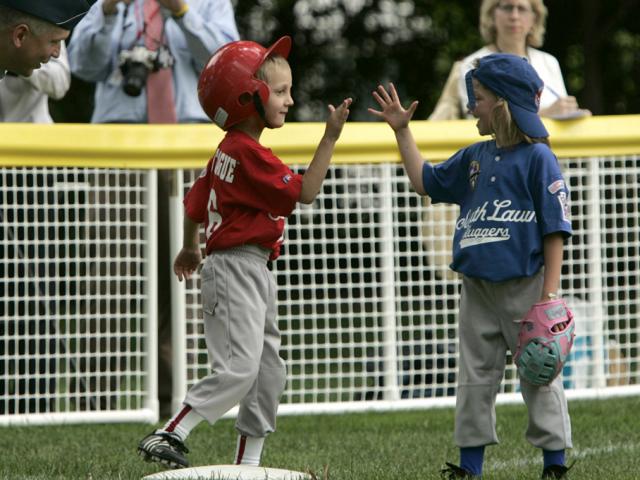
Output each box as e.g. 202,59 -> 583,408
423,140 -> 572,282
68,0 -> 239,123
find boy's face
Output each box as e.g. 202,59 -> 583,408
470,78 -> 499,136
263,62 -> 294,129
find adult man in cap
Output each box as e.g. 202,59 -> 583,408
0,0 -> 94,77
0,0 -> 94,415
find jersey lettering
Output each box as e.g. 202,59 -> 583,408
213,150 -> 237,183
456,199 -> 536,230
486,199 -> 537,223
456,199 -> 536,249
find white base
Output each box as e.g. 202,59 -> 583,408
142,465 -> 311,480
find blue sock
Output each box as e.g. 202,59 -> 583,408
460,446 -> 485,476
543,449 -> 565,468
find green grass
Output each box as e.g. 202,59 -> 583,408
1,395 -> 640,479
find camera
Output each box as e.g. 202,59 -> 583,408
118,46 -> 174,97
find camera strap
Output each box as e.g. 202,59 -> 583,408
142,0 -> 169,51
144,0 -> 176,123
119,0 -> 167,52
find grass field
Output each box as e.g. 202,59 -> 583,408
2,395 -> 640,479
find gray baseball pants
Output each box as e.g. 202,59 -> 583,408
455,270 -> 572,450
184,245 -> 287,438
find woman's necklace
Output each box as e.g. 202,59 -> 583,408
493,43 -> 530,61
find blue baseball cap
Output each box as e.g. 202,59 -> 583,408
0,0 -> 95,30
465,53 -> 548,138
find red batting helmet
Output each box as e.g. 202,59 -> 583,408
198,36 -> 292,130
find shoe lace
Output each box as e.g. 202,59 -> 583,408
160,433 -> 190,454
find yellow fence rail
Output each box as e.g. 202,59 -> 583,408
1,115 -> 639,168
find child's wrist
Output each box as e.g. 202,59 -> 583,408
321,132 -> 339,143
539,292 -> 558,302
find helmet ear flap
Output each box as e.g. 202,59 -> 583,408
245,78 -> 270,124
238,92 -> 253,106
255,79 -> 270,105
238,78 -> 270,123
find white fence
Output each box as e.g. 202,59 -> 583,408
1,154 -> 639,426
172,154 -> 640,416
0,168 -> 158,425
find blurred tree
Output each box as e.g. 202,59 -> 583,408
545,0 -> 640,115
51,0 -> 640,123
233,0 -> 480,121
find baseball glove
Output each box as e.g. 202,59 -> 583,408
513,298 -> 576,386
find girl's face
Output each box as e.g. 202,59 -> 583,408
493,0 -> 535,44
263,62 -> 294,128
469,78 -> 499,136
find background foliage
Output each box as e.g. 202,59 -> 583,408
52,0 -> 640,123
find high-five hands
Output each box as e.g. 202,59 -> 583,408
368,83 -> 418,132
324,97 -> 353,141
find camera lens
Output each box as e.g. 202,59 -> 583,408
121,61 -> 150,97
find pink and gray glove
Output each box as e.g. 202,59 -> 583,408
513,298 -> 576,386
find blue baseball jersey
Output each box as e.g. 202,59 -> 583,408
422,140 -> 572,282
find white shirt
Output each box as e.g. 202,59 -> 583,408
0,43 -> 71,123
457,46 -> 568,117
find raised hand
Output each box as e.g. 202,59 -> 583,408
368,83 -> 418,132
102,0 -> 134,16
324,97 -> 353,141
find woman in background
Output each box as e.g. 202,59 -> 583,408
430,0 -> 590,121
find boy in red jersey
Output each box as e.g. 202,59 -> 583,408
137,36 -> 352,470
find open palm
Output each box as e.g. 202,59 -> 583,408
368,82 -> 418,131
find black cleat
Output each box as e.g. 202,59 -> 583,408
542,462 -> 575,479
138,431 -> 189,469
440,462 -> 479,479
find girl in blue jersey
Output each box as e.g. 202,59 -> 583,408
370,54 -> 573,479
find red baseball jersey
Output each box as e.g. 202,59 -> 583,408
184,130 -> 303,260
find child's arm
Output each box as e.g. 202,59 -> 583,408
173,215 -> 202,281
368,83 -> 426,195
541,232 -> 564,301
299,98 -> 353,204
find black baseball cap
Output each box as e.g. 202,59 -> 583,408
0,0 -> 95,30
465,53 -> 548,138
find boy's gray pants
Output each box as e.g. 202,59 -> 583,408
185,245 -> 286,438
455,271 -> 572,450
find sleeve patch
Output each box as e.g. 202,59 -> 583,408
557,191 -> 570,222
547,179 -> 565,194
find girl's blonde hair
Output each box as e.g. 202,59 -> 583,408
479,0 -> 548,48
491,100 -> 549,147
